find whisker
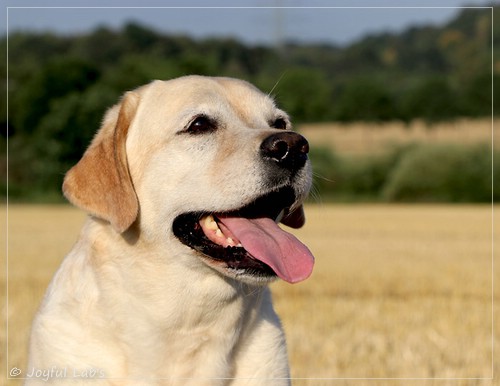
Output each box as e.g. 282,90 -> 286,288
308,184 -> 323,204
268,71 -> 288,97
312,171 -> 336,183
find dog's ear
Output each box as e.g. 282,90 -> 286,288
281,205 -> 305,228
63,92 -> 140,233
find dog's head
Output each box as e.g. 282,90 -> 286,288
63,76 -> 314,284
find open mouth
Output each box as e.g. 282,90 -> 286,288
172,186 -> 314,283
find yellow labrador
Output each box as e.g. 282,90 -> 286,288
26,76 -> 314,385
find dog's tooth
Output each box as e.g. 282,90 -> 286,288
236,243 -> 243,247
275,209 -> 285,223
227,237 -> 234,245
216,229 -> 223,238
204,215 -> 219,230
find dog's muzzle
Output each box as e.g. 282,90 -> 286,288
172,131 -> 314,284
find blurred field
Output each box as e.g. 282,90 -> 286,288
298,118 -> 496,155
273,204 -> 498,386
1,204 -> 498,385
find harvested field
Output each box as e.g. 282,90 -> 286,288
1,204 -> 498,385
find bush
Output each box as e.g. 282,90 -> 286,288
308,144 -> 411,201
307,142 -> 496,203
307,146 -> 339,201
335,145 -> 411,200
382,143 -> 496,202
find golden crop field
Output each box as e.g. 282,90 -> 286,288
1,204 -> 498,386
298,118 -> 497,155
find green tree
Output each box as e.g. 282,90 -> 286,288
334,78 -> 398,122
11,57 -> 100,135
272,68 -> 332,122
462,72 -> 499,117
401,76 -> 460,123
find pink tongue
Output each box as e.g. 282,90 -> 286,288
217,216 -> 314,283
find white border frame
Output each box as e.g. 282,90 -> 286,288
4,4 -> 495,382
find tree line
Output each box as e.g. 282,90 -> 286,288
2,6 -> 498,200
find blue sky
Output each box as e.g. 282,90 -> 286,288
4,0 -> 497,46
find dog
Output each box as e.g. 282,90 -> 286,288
26,76 -> 314,385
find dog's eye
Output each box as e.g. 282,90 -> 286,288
271,118 -> 287,130
187,116 -> 216,134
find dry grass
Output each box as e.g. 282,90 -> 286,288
273,204 -> 499,386
298,118 -> 497,156
1,205 -> 87,386
1,204 -> 498,386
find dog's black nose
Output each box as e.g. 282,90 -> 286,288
260,132 -> 309,171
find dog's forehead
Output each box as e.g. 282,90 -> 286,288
144,76 -> 280,123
